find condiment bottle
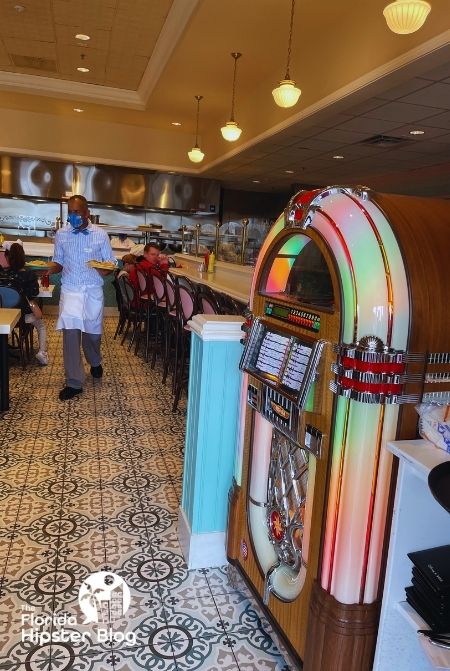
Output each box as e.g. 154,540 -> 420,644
207,251 -> 215,273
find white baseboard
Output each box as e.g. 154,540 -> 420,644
178,507 -> 227,569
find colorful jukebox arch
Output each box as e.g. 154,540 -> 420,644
227,186 -> 450,671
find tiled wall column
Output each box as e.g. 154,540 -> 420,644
178,315 -> 244,569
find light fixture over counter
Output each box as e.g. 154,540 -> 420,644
383,0 -> 431,34
188,95 -> 205,163
221,52 -> 243,142
272,0 -> 301,108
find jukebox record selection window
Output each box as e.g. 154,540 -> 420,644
281,342 -> 312,392
255,332 -> 290,380
252,330 -> 313,394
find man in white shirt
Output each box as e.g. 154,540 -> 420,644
47,195 -> 116,401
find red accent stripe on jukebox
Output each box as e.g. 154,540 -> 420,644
341,356 -> 405,374
338,377 -> 403,395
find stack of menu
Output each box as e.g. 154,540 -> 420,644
406,544 -> 450,631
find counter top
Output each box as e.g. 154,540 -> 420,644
171,254 -> 253,303
3,241 -> 131,261
387,439 -> 450,482
0,308 -> 21,334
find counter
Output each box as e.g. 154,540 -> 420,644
1,241 -> 131,261
172,253 -> 253,304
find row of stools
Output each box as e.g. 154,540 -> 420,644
112,270 -> 245,411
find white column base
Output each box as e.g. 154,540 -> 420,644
178,507 -> 227,569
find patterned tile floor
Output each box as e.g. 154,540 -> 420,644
0,318 -> 291,671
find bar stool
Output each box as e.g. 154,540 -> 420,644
162,274 -> 178,386
172,283 -> 197,412
134,268 -> 158,362
150,274 -> 167,369
196,286 -> 220,315
118,276 -> 142,351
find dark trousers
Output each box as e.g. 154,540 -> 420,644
63,329 -> 102,389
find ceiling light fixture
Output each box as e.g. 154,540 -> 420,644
272,0 -> 301,108
252,180 -> 261,183
77,53 -> 89,73
409,129 -> 425,135
383,0 -> 431,34
333,155 -> 344,159
285,169 -> 294,174
73,108 -> 84,113
75,33 -> 90,41
171,122 -> 181,126
221,52 -> 243,142
188,95 -> 205,163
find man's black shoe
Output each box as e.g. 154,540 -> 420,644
90,365 -> 103,378
59,386 -> 82,401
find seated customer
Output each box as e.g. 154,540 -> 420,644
137,243 -> 169,278
0,242 -> 48,365
129,243 -> 169,294
117,253 -> 137,280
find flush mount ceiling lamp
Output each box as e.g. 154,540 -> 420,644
188,95 -> 205,163
221,52 -> 243,142
77,53 -> 90,73
272,0 -> 301,108
383,0 -> 431,34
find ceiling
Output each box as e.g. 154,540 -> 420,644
0,0 -> 449,197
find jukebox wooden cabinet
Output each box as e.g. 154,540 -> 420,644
227,187 -> 450,671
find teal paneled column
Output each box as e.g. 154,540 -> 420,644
178,314 -> 244,569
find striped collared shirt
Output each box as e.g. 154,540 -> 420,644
53,223 -> 117,289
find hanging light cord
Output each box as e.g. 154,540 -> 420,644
285,0 -> 295,80
194,95 -> 202,145
230,53 -> 241,121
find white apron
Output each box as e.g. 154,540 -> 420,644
56,285 -> 104,334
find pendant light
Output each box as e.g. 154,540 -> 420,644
383,0 -> 431,34
188,95 -> 205,163
272,0 -> 301,108
221,52 -> 242,142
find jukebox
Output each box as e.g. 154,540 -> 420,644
227,186 -> 450,671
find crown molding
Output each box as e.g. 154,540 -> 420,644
0,144 -> 199,176
138,0 -> 201,106
0,70 -> 144,109
0,0 -> 200,110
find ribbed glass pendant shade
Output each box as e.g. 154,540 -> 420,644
272,80 -> 301,108
221,53 -> 243,142
221,121 -> 242,142
383,0 -> 431,34
188,95 -> 205,163
188,146 -> 204,163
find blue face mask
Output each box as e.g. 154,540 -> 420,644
67,212 -> 84,229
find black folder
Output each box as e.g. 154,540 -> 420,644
407,545 -> 450,594
412,577 -> 450,617
405,586 -> 450,631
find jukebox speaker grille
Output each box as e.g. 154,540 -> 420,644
266,431 -> 309,574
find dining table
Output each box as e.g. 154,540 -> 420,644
0,308 -> 21,411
